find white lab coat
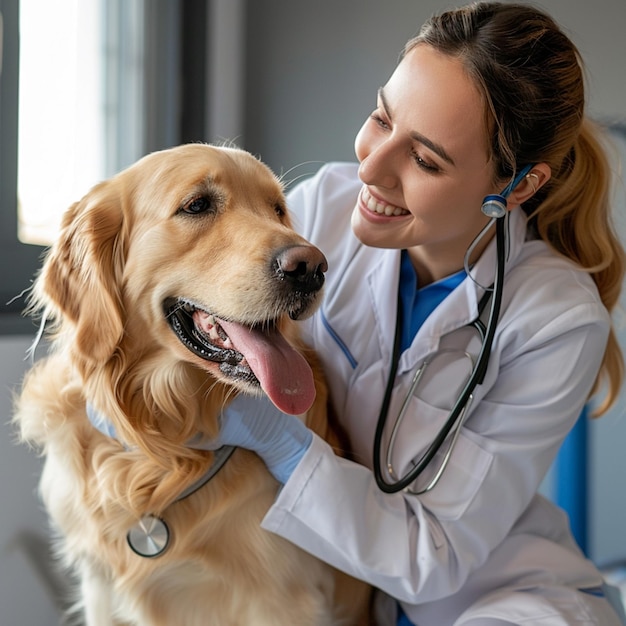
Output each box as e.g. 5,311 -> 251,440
261,163 -> 620,625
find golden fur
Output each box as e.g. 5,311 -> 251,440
14,144 -> 371,625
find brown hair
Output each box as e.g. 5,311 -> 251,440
404,2 -> 624,414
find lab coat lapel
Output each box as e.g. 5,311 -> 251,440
366,248 -> 402,368
390,209 -> 529,376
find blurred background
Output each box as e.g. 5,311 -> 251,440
1,0 -> 625,623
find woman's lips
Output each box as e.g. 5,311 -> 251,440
358,187 -> 410,221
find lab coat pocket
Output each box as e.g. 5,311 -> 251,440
417,429 -> 493,521
388,394 -> 493,522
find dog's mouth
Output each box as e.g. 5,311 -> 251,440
164,298 -> 315,415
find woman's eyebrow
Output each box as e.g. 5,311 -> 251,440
378,87 -> 456,166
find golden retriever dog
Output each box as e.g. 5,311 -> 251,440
13,144 -> 371,625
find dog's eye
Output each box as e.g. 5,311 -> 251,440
274,203 -> 286,218
180,196 -> 214,215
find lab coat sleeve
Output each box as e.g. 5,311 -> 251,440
262,434 -> 456,601
261,296 -> 610,603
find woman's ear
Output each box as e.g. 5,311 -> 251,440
506,163 -> 551,208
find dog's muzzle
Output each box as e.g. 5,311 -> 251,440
163,244 -> 327,414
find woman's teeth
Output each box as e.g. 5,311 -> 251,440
363,188 -> 409,217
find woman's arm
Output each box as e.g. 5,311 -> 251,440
257,300 -> 609,602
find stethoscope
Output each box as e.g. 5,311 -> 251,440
373,164 -> 534,494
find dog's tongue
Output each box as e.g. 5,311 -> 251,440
217,319 -> 315,415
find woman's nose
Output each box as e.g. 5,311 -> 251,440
357,140 -> 398,190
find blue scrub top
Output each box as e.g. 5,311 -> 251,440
398,249 -> 466,352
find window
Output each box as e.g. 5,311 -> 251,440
0,0 -> 209,334
0,0 -> 38,333
17,0 -> 107,246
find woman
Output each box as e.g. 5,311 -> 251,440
207,3 -> 625,624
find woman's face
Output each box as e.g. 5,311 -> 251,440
353,44 -> 499,284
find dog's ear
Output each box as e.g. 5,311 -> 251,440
38,179 -> 128,363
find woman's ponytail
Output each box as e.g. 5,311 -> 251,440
408,2 -> 626,414
532,120 -> 625,413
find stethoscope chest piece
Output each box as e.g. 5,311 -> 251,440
127,514 -> 170,558
124,446 -> 235,559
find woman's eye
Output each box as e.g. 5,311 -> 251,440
370,112 -> 390,130
180,196 -> 214,215
412,152 -> 439,173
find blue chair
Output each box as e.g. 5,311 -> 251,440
555,407 -> 588,553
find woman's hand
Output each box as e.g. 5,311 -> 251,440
87,395 -> 313,484
216,394 -> 313,483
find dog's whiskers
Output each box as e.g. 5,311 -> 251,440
165,299 -> 203,321
277,161 -> 325,191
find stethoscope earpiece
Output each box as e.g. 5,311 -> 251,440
480,194 -> 507,219
480,164 -> 535,220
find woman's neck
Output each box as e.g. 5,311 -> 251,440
406,228 -> 495,287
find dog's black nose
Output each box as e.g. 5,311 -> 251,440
275,245 -> 328,293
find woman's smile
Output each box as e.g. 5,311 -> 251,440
360,186 -> 409,218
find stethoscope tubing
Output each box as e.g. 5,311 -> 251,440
373,165 -> 534,494
373,217 -> 506,493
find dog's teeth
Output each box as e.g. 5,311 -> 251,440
208,318 -> 222,342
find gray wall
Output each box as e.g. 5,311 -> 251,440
1,337 -> 59,625
243,0 -> 626,176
